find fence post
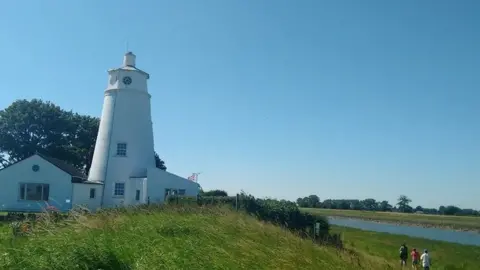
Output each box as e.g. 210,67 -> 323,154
235,193 -> 239,211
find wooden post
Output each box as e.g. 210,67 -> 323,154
235,194 -> 238,211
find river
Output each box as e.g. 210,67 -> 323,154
328,217 -> 480,246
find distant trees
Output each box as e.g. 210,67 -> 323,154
378,200 -> 393,212
296,195 -> 321,208
362,198 -> 377,211
0,99 -> 167,173
440,205 -> 463,216
295,194 -> 479,217
397,195 -> 413,213
201,190 -> 228,197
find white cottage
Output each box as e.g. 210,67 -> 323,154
0,153 -> 103,212
0,52 -> 200,212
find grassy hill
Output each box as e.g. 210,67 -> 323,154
0,206 -> 478,269
0,206 -> 393,270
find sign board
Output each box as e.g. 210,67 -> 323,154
315,222 -> 320,235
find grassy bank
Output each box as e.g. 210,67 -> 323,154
0,206 -> 395,270
303,208 -> 480,232
332,225 -> 480,269
0,207 -> 478,269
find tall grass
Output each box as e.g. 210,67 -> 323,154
1,196 -> 478,269
0,205 -> 393,270
166,193 -> 334,241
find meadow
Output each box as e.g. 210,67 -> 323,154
333,226 -> 480,269
303,208 -> 480,232
0,205 -> 479,269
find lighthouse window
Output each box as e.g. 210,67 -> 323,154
116,143 -> 127,156
114,183 -> 125,196
89,188 -> 96,199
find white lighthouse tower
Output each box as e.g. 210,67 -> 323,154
88,52 -> 155,207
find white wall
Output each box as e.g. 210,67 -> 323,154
0,155 -> 73,212
147,168 -> 199,204
72,183 -> 103,211
124,177 -> 147,206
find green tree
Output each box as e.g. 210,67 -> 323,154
154,152 -> 167,170
202,190 -> 228,196
350,200 -> 362,210
296,197 -> 309,207
307,195 -> 321,207
361,198 -> 377,211
444,205 -> 462,215
0,99 -> 167,173
296,195 -> 321,208
0,153 -> 8,169
397,195 -> 412,213
0,99 -> 97,173
378,200 -> 393,212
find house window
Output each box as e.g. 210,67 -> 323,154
114,183 -> 125,196
178,189 -> 186,195
135,190 -> 140,201
89,188 -> 96,199
164,188 -> 171,198
116,143 -> 127,156
19,183 -> 49,201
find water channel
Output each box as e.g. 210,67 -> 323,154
328,217 -> 480,246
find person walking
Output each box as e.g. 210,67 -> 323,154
420,249 -> 431,270
399,243 -> 409,267
411,248 -> 420,269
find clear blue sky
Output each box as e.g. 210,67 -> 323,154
1,1 -> 478,209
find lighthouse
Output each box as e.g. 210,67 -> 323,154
88,52 -> 155,207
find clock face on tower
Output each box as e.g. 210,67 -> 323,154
122,76 -> 132,85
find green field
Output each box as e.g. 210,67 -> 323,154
0,206 -> 479,269
303,208 -> 480,231
332,226 -> 480,269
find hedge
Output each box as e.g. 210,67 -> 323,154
165,192 -> 339,246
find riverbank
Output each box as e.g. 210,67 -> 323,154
332,225 -> 480,269
303,208 -> 480,233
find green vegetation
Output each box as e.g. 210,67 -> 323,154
297,194 -> 479,217
332,226 -> 480,269
304,208 -> 480,231
0,206 -> 385,270
1,206 -> 479,269
0,99 -> 166,172
166,194 -> 333,240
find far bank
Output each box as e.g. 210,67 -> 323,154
303,208 -> 480,233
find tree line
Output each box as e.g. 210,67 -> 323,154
0,99 -> 167,173
296,194 -> 480,216
198,190 -> 479,217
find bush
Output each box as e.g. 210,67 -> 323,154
166,192 -> 339,246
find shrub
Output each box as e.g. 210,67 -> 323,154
166,192 -> 339,246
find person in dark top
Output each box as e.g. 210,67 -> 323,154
399,243 -> 408,267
